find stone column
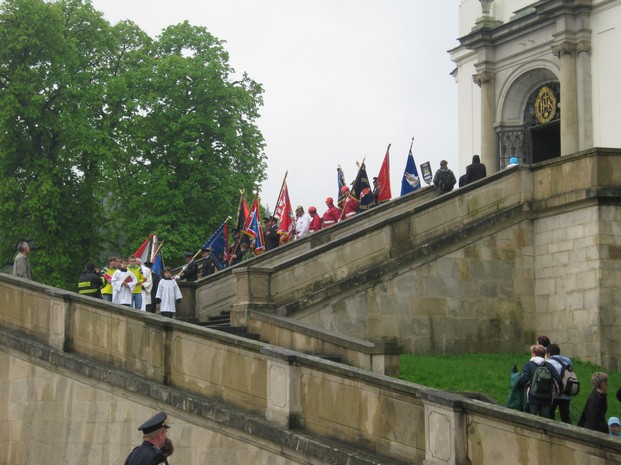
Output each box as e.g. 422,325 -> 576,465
553,42 -> 579,156
473,71 -> 497,173
262,346 -> 301,429
418,389 -> 467,465
231,266 -> 274,327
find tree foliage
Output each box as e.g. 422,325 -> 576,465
0,0 -> 266,288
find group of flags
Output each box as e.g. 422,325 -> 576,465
133,140 -> 428,273
134,233 -> 164,275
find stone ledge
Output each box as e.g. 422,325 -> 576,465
251,311 -> 402,355
0,326 -> 412,465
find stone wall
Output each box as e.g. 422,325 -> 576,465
185,149 -> 621,369
3,277 -> 621,464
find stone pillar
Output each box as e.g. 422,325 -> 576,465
262,346 -> 301,429
575,39 -> 593,151
553,42 -> 579,156
231,267 -> 274,327
473,71 -> 497,173
418,389 -> 467,465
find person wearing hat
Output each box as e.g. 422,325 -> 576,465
176,251 -> 199,282
263,215 -> 280,251
432,160 -> 457,193
507,156 -> 519,168
322,197 -> 341,227
340,185 -> 359,220
295,205 -> 311,239
308,206 -> 322,233
372,177 -> 380,206
200,247 -> 217,277
609,416 -> 621,437
124,411 -> 171,465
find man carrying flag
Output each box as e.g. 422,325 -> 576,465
243,196 -> 266,255
202,220 -> 229,271
350,161 -> 373,212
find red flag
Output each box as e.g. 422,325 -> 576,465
274,181 -> 294,244
235,191 -> 250,232
243,196 -> 266,255
134,233 -> 157,263
376,144 -> 392,204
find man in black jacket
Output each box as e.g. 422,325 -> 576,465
464,154 -> 487,186
124,411 -> 171,465
77,262 -> 103,299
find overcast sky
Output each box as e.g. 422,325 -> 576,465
91,0 -> 460,214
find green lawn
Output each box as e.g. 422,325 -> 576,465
399,353 -> 621,424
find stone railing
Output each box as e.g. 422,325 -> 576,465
246,310 -> 402,375
2,274 -> 621,464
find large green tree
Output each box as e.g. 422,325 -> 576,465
0,0 -> 266,288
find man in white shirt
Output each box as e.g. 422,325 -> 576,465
295,205 -> 310,239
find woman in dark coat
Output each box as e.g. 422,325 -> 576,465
578,372 -> 609,434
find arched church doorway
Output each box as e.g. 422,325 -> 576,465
525,82 -> 560,164
497,70 -> 561,169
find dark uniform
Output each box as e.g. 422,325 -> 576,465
263,217 -> 280,251
201,248 -> 216,277
77,263 -> 103,299
178,252 -> 199,281
124,411 -> 171,465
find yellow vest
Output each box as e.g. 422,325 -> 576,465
128,266 -> 144,294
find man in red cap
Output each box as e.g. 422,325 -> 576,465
340,186 -> 358,220
308,206 -> 322,233
322,197 -> 341,227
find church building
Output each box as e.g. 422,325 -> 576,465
450,0 -> 621,171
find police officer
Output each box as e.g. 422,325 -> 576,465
124,411 -> 171,465
200,246 -> 217,277
77,262 -> 103,299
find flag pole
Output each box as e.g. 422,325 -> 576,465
338,157 -> 366,222
273,171 -> 288,218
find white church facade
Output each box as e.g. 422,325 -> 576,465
451,0 -> 621,171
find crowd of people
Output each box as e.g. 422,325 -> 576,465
76,256 -> 184,317
508,334 -> 621,437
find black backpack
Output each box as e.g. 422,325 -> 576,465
439,170 -> 455,192
530,362 -> 554,399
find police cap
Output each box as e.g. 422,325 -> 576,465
138,411 -> 170,434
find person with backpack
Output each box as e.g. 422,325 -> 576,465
517,344 -> 563,418
545,343 -> 578,424
432,160 -> 457,193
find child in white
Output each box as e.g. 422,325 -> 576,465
111,258 -> 138,306
156,267 -> 182,317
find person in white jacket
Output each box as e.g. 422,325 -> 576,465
111,258 -> 137,307
156,267 -> 182,318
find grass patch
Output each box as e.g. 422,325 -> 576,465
399,353 -> 621,424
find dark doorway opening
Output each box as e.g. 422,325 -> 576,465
530,120 -> 560,164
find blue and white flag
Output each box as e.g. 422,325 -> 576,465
401,145 -> 421,196
202,221 -> 230,270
